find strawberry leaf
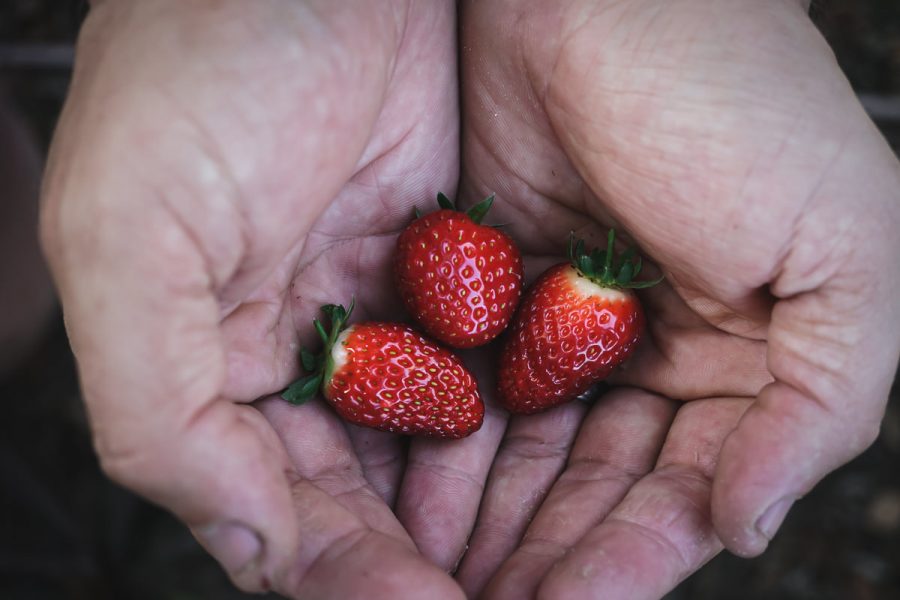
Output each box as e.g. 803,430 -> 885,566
616,261 -> 634,286
590,248 -> 604,273
578,254 -> 592,277
281,373 -> 323,405
465,194 -> 495,225
437,192 -> 456,210
314,318 -> 328,344
300,348 -> 317,372
615,247 -> 636,273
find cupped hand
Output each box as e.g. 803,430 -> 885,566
454,0 -> 900,598
40,1 -> 468,597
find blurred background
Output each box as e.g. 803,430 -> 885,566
1,1 -> 898,599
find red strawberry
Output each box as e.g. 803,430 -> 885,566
497,230 -> 661,414
394,193 -> 524,349
282,302 -> 484,439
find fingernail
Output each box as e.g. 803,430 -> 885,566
195,522 -> 262,574
756,497 -> 795,541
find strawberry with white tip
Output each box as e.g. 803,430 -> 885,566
282,302 -> 484,439
497,230 -> 662,414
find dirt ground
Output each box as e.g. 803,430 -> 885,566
1,1 -> 898,598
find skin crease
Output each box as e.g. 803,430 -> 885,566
38,1 -> 900,600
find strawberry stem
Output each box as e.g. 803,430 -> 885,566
314,319 -> 328,345
567,229 -> 663,290
602,228 -> 615,278
281,299 -> 355,405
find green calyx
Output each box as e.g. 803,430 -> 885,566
281,299 -> 355,405
414,192 -> 495,225
567,229 -> 663,290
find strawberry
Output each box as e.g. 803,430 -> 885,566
394,192 -> 524,349
282,302 -> 484,438
497,230 -> 661,415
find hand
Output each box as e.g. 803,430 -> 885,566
453,0 -> 900,597
40,1 -> 467,597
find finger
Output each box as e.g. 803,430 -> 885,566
245,399 -> 464,600
293,530 -> 466,600
537,397 -> 750,600
483,388 -> 675,600
258,397 -> 412,546
182,407 -> 460,598
269,477 -> 464,600
712,357 -> 890,556
455,401 -> 588,596
346,425 -> 408,507
218,240 -> 307,401
395,410 -> 508,571
395,349 -> 508,571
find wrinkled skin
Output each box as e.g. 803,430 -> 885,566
40,1 -> 900,599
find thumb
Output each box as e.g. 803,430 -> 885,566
40,184 -> 298,591
712,131 -> 900,557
